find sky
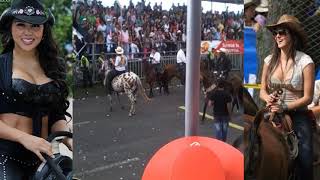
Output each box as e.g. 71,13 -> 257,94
100,0 -> 243,13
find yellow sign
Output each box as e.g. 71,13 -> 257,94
244,84 -> 261,89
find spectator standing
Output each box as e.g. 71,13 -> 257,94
80,54 -> 93,88
208,81 -> 232,142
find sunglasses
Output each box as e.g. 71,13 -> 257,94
272,28 -> 289,36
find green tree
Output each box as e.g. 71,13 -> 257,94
0,0 -> 72,54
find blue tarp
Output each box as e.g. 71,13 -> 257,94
244,27 -> 257,83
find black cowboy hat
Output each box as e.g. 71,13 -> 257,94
0,0 -> 55,32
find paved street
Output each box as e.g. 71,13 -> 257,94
73,85 -> 243,180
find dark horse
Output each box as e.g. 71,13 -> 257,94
142,59 -> 163,97
200,68 -> 243,123
161,64 -> 186,94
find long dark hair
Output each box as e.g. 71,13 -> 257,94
1,20 -> 71,119
266,26 -> 302,79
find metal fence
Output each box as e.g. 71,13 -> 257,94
73,43 -> 243,86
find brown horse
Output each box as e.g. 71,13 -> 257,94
236,90 -> 320,180
142,59 -> 163,97
161,64 -> 185,94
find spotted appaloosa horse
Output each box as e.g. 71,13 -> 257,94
107,72 -> 150,116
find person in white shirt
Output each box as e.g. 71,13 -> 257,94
130,41 -> 140,59
176,46 -> 186,85
149,47 -> 161,74
105,47 -> 127,94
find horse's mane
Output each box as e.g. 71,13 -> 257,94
243,87 -> 259,117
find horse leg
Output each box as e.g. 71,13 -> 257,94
201,98 -> 209,124
126,91 -> 136,117
108,94 -> 113,112
117,92 -> 124,110
149,82 -> 154,98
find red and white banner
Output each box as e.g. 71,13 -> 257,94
200,40 -> 243,54
215,40 -> 244,54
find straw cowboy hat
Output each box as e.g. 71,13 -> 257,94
266,14 -> 307,48
244,0 -> 256,8
255,0 -> 269,13
115,46 -> 124,54
0,0 -> 54,32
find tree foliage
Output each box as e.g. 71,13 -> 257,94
0,0 -> 72,55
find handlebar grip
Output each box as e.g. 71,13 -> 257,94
41,153 -> 67,180
47,131 -> 73,142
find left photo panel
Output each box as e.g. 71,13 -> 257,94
0,0 -> 74,179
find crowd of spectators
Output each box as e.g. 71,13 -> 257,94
72,0 -> 244,58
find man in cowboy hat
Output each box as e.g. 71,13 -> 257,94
149,46 -> 161,76
105,46 -> 127,94
244,0 -> 258,27
212,48 -> 232,80
253,0 -> 268,32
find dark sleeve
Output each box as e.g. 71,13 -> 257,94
48,100 -> 69,130
48,82 -> 71,131
0,90 -> 12,114
225,93 -> 232,103
0,53 -> 13,114
207,91 -> 215,101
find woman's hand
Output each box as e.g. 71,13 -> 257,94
266,93 -> 279,107
18,134 -> 54,162
269,104 -> 284,113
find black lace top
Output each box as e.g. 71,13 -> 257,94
0,52 -> 68,136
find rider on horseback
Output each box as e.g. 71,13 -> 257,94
260,15 -> 314,180
212,48 -> 231,80
106,46 -> 127,94
149,46 -> 161,81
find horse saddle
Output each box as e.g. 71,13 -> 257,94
264,112 -> 299,160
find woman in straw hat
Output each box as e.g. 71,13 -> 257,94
105,46 -> 127,94
0,0 -> 72,178
260,14 -> 314,179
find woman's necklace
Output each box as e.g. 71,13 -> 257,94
280,59 -> 289,83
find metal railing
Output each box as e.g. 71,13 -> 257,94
73,43 -> 243,86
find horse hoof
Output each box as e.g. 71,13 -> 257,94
109,107 -> 113,112
129,113 -> 132,117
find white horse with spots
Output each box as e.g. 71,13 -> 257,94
109,72 -> 150,116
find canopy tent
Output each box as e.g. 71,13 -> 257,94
202,0 -> 243,5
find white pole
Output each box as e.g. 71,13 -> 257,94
185,0 -> 201,136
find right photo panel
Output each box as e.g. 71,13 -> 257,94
244,0 -> 320,179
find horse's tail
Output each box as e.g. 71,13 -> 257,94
136,76 -> 151,102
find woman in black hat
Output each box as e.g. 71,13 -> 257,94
0,0 -> 72,179
260,14 -> 314,179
